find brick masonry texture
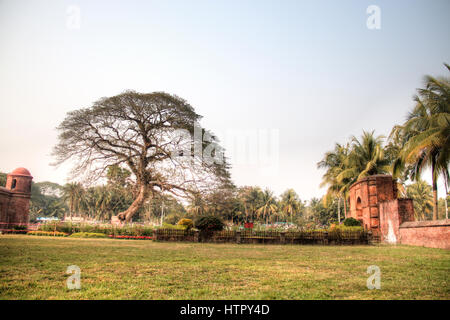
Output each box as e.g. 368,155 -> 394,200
0,168 -> 33,226
349,175 -> 399,236
349,174 -> 449,249
399,220 -> 450,249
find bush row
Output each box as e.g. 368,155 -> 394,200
36,217 -> 364,239
27,231 -> 68,237
38,222 -> 154,237
108,235 -> 152,240
28,230 -> 153,240
69,232 -> 108,238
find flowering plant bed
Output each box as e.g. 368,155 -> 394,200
108,235 -> 152,240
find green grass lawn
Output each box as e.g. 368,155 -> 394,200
0,235 -> 449,300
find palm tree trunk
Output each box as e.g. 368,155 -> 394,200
445,198 -> 448,220
343,196 -> 347,219
337,197 -> 341,223
432,162 -> 438,220
444,178 -> 448,220
70,199 -> 74,219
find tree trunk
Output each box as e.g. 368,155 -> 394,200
432,163 -> 438,220
445,181 -> 448,220
444,175 -> 448,219
70,199 -> 74,219
337,197 -> 341,223
118,184 -> 148,223
432,188 -> 438,220
343,196 -> 347,219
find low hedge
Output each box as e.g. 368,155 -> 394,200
70,232 -> 108,238
329,225 -> 363,232
38,222 -> 154,237
27,231 -> 68,237
108,235 -> 152,240
162,223 -> 187,230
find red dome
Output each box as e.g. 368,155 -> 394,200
10,167 -> 32,177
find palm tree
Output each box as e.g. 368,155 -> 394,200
62,182 -> 85,219
391,64 -> 450,220
338,131 -> 391,184
239,186 -> 264,222
317,143 -> 351,220
256,189 -> 278,224
93,186 -> 114,221
406,180 -> 434,220
280,189 -> 302,223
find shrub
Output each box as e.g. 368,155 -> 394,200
12,224 -> 27,231
343,217 -> 361,227
329,224 -> 363,232
27,231 -> 68,237
161,223 -> 186,230
194,215 -> 225,232
177,218 -> 193,230
70,232 -> 108,238
39,222 -> 77,233
164,213 -> 182,225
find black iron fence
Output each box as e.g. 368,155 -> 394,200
154,229 -> 373,245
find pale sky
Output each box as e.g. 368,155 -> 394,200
0,0 -> 449,200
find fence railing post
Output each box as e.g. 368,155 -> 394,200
323,231 -> 328,245
367,230 -> 373,245
194,230 -> 200,243
153,229 -> 159,241
280,231 -> 286,244
236,230 -> 241,244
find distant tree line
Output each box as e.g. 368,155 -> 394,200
2,169 -> 343,227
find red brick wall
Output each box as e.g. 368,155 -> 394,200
399,220 -> 450,249
0,188 -> 12,224
8,194 -> 31,224
349,175 -> 398,235
379,200 -> 401,243
398,199 -> 415,224
0,173 -> 32,226
379,199 -> 415,244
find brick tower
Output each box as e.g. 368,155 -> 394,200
0,167 -> 33,227
348,174 -> 414,240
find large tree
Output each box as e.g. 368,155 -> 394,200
62,182 -> 85,219
53,91 -> 232,222
338,131 -> 391,184
391,64 -> 450,220
317,143 -> 351,220
238,186 -> 264,222
280,189 -> 303,223
318,132 -> 390,221
203,187 -> 241,221
256,189 -> 278,224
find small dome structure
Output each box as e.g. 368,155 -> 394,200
10,167 -> 32,177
